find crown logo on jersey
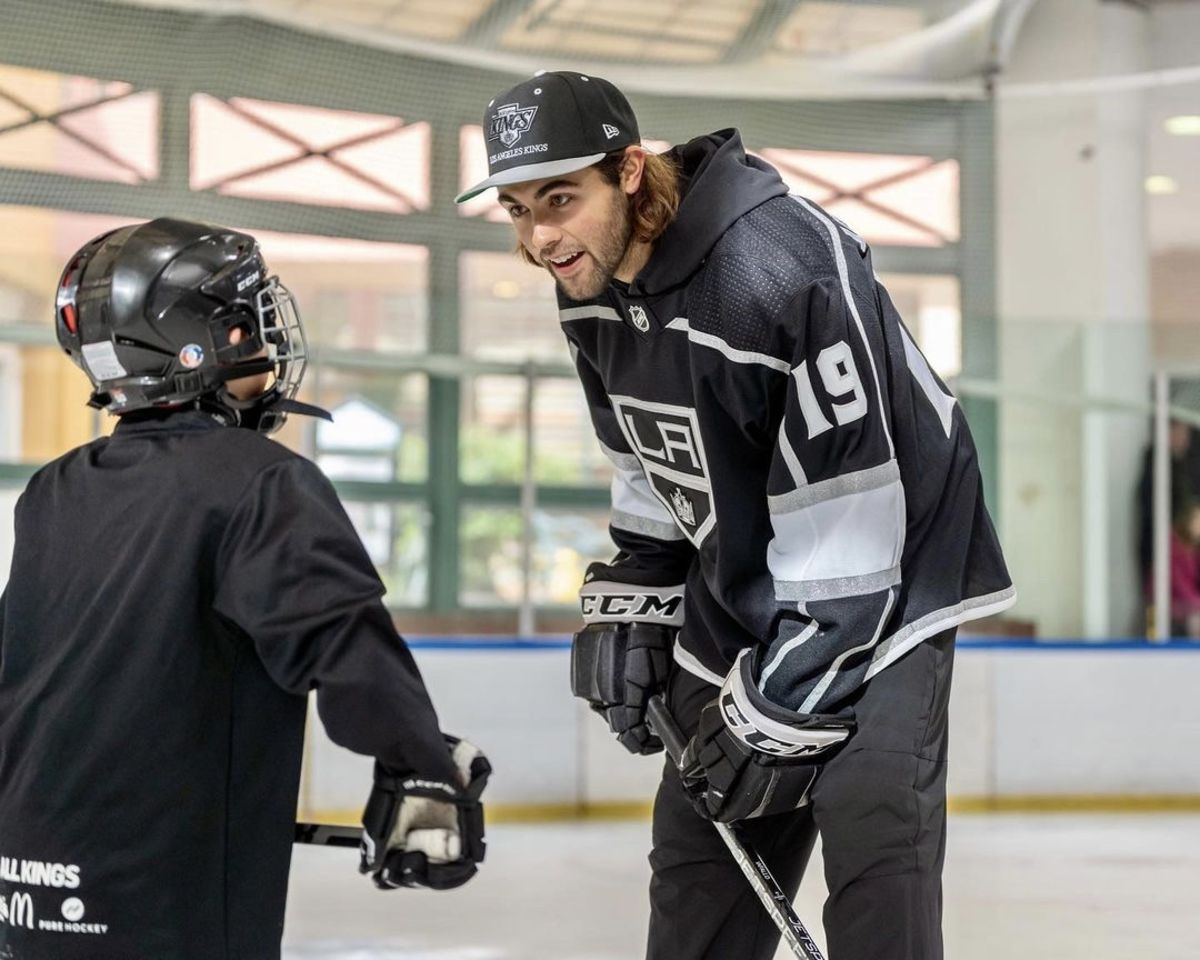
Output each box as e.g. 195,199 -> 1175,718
670,487 -> 696,526
629,304 -> 650,332
489,102 -> 539,147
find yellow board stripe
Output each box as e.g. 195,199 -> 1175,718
304,794 -> 1200,826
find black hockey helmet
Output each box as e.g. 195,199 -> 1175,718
55,217 -> 324,434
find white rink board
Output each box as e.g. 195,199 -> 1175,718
301,641 -> 1200,811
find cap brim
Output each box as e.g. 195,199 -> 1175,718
454,153 -> 607,204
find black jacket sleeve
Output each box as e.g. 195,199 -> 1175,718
212,457 -> 457,782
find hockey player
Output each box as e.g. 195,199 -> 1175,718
458,73 -> 1015,960
0,219 -> 489,960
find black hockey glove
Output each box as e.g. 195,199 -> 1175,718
360,736 -> 490,890
679,650 -> 854,823
570,572 -> 684,755
571,620 -> 675,754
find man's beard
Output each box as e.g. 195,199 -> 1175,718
552,193 -> 634,302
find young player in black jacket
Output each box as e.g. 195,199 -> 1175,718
0,219 -> 489,960
459,73 -> 1014,960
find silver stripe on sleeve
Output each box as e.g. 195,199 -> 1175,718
758,620 -> 819,688
767,476 -> 905,587
865,585 -> 1018,680
777,427 -> 808,486
768,460 -> 900,514
665,317 -> 791,374
673,640 -> 724,687
559,305 -> 622,323
773,565 -> 901,602
799,588 -> 896,713
597,439 -> 642,473
611,508 -> 686,541
793,196 -> 895,458
899,323 -> 957,439
726,650 -> 851,754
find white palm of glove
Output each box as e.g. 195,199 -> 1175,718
385,739 -> 481,863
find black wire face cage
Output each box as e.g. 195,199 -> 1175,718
244,272 -> 304,432
255,276 -> 307,417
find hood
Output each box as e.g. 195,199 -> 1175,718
632,129 -> 789,297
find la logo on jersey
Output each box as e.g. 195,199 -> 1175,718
610,395 -> 714,546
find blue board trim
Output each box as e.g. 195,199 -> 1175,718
405,636 -> 1200,652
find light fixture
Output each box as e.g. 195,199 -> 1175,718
1145,175 -> 1179,195
1165,115 -> 1200,136
492,279 -> 522,299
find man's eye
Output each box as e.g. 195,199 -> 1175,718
549,194 -> 571,208
507,206 -> 526,219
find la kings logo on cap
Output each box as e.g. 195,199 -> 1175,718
610,395 -> 714,546
490,102 -> 539,147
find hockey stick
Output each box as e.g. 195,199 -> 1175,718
294,822 -> 361,848
646,695 -> 826,960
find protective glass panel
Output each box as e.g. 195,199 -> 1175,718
530,508 -> 615,606
310,369 -> 428,483
459,251 -> 564,361
459,505 -> 522,607
337,500 -> 430,608
458,506 -> 616,608
253,232 -> 428,353
877,273 -> 962,378
460,375 -> 525,484
534,377 -> 612,486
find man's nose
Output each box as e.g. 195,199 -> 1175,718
531,222 -> 562,254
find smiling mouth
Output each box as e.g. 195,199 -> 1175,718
547,252 -> 585,272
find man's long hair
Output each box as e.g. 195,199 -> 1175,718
516,147 -> 681,267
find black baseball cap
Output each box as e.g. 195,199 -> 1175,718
455,70 -> 640,204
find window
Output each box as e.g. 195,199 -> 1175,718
0,64 -> 158,183
878,273 -> 961,378
756,147 -> 959,248
191,95 -> 429,213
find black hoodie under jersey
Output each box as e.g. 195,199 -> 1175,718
0,410 -> 457,960
563,129 -> 1015,712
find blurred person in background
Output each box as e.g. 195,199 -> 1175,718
459,72 -> 1014,960
0,219 -> 488,960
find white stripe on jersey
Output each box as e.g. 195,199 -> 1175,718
607,454 -> 685,541
768,460 -> 900,513
766,467 -> 905,598
899,323 -> 957,439
665,318 -> 791,374
865,585 -> 1018,681
758,620 -> 818,689
673,639 -> 724,687
777,428 -> 808,486
800,588 -> 896,713
793,196 -> 895,459
560,305 -> 622,323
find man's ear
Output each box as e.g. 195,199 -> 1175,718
620,145 -> 647,197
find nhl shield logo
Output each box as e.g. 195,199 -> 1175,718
489,102 -> 539,148
629,305 -> 651,332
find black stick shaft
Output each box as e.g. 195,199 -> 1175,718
294,822 -> 360,847
646,695 -> 826,960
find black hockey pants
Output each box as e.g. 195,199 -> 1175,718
647,629 -> 956,960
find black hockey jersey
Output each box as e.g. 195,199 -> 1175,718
0,410 -> 457,960
565,129 -> 1015,713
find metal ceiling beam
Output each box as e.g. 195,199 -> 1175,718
724,0 -> 800,64
461,0 -> 539,47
